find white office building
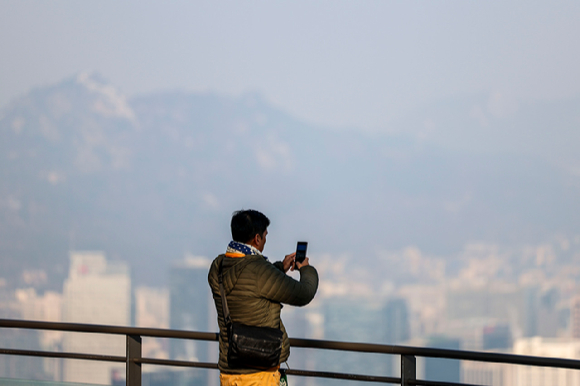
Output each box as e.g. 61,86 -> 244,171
62,251 -> 130,385
511,337 -> 580,386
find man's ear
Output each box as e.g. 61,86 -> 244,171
248,234 -> 260,248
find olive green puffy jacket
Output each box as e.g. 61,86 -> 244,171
208,254 -> 319,374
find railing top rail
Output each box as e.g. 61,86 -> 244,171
290,337 -> 580,370
0,319 -> 218,341
2,318 -> 580,370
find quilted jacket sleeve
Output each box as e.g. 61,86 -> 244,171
273,261 -> 285,272
256,261 -> 319,306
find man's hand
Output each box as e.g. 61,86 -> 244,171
282,252 -> 296,273
294,257 -> 310,270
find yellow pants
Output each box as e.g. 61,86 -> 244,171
220,370 -> 281,386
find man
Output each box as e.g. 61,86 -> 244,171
208,209 -> 319,386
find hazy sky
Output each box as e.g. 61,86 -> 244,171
1,0 -> 579,132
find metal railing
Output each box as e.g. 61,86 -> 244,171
1,319 -> 580,386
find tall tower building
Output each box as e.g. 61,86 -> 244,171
62,251 -> 130,385
169,255 -> 211,361
381,298 -> 410,377
571,296 -> 580,339
383,298 -> 410,344
424,336 -> 461,384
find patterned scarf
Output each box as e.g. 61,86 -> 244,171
226,241 -> 269,262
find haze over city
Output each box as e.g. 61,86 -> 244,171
1,1 -> 580,385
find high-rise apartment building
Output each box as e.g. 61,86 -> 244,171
62,251 -> 130,385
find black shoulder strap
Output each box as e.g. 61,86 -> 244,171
218,258 -> 232,328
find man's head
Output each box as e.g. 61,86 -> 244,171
231,209 -> 270,252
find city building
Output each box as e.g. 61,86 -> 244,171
536,287 -> 560,337
381,297 -> 411,376
134,286 -> 170,359
382,297 -> 410,344
62,251 -> 130,385
512,337 -> 580,386
570,295 -> 580,339
424,336 -> 461,384
315,297 -> 386,386
15,288 -> 63,380
168,255 -> 213,386
482,324 -> 511,351
168,255 -> 212,361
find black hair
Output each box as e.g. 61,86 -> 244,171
231,209 -> 270,243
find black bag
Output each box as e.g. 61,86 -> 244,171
228,322 -> 283,368
219,259 -> 283,369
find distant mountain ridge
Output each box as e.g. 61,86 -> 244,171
1,73 -> 578,287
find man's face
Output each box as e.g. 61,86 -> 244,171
256,229 -> 268,252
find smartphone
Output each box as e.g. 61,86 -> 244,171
295,241 -> 308,264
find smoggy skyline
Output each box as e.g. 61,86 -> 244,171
2,1 -> 580,286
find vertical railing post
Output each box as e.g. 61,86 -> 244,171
126,335 -> 142,386
401,355 -> 416,386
